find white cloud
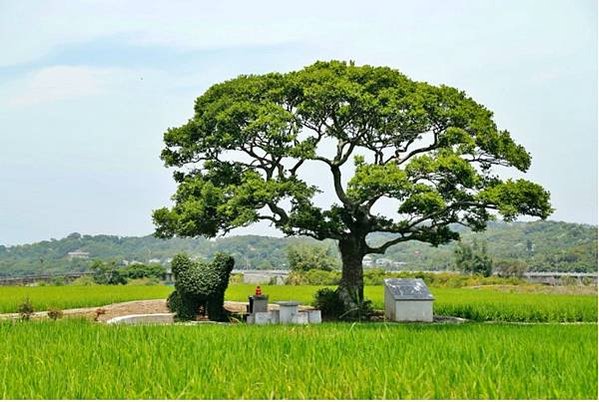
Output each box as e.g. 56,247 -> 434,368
0,0 -> 359,67
4,65 -> 170,107
7,66 -> 127,106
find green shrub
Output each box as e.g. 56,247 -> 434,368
70,275 -> 95,286
166,290 -> 198,321
228,273 -> 243,284
313,288 -> 345,320
286,269 -> 340,285
363,268 -> 386,285
121,263 -> 166,280
127,277 -> 159,286
18,298 -> 34,321
314,287 -> 374,321
495,260 -> 528,278
340,298 -> 374,322
51,277 -> 65,286
168,253 -> 235,321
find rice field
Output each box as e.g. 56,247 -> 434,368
0,284 -> 172,313
227,285 -> 598,322
0,284 -> 596,322
0,320 -> 595,399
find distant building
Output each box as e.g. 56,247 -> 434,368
122,259 -> 144,266
148,258 -> 162,264
369,258 -> 406,270
67,250 -> 89,260
376,258 -> 393,266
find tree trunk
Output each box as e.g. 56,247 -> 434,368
337,236 -> 365,313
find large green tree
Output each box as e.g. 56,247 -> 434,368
153,61 -> 552,311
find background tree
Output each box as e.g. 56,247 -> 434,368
287,243 -> 340,272
91,260 -> 126,285
454,240 -> 493,277
495,259 -> 528,278
153,60 -> 552,313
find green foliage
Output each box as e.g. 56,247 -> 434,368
152,60 -> 553,314
89,261 -> 165,285
154,61 -> 553,242
126,277 -> 160,286
495,259 -> 528,278
313,288 -> 344,319
287,243 -> 340,272
121,263 -> 166,280
340,297 -> 374,322
166,289 -> 198,321
69,275 -> 96,286
169,253 -> 235,321
17,297 -> 34,320
51,277 -> 65,286
286,269 -> 526,287
0,221 -> 595,277
228,273 -> 243,284
371,220 -> 597,273
286,269 -> 341,285
454,240 -> 493,276
91,261 -> 127,285
313,287 -> 373,321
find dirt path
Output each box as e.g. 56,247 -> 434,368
0,300 -> 313,322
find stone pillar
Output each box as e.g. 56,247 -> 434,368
276,301 -> 299,324
249,295 -> 269,313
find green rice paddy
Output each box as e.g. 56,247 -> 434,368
0,320 -> 596,399
0,284 -> 596,322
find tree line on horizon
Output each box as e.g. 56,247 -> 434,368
0,220 -> 596,278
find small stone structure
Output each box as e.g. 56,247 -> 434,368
246,300 -> 322,325
248,294 -> 269,313
384,278 -> 434,322
107,313 -> 174,324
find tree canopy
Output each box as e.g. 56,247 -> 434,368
153,60 -> 552,310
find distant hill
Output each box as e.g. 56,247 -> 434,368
0,220 -> 596,277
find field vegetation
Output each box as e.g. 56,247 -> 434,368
0,320 -> 595,399
1,284 -> 595,323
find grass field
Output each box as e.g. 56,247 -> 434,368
0,320 -> 595,399
1,284 -> 596,322
0,284 -> 172,313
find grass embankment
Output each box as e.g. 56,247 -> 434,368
0,320 -> 595,399
1,284 -> 596,322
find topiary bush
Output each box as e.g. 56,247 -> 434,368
168,253 -> 235,322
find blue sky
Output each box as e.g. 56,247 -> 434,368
0,0 -> 596,245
